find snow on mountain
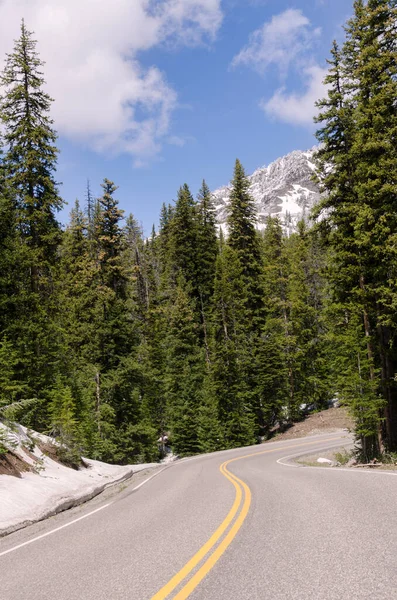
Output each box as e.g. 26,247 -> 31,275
212,147 -> 320,235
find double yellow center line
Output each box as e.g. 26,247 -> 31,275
150,437 -> 339,600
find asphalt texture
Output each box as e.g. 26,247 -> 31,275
0,432 -> 396,600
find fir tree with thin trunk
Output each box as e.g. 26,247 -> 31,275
226,159 -> 265,436
0,20 -> 62,281
211,245 -> 256,447
196,180 -> 218,306
168,184 -> 198,298
0,21 -> 63,423
164,280 -> 205,455
314,0 -> 397,457
227,159 -> 263,321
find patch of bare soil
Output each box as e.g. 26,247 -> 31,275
36,440 -> 89,470
0,451 -> 32,478
297,447 -> 397,470
266,406 -> 354,443
36,440 -> 62,464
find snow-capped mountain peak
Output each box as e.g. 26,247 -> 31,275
212,147 -> 320,235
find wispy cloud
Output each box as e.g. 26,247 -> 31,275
232,9 -> 321,77
261,65 -> 327,126
0,0 -> 223,165
231,8 -> 325,127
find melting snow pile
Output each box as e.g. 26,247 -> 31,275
0,422 -> 157,536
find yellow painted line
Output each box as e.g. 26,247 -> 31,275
150,437 -> 340,600
172,465 -> 250,600
150,464 -> 243,600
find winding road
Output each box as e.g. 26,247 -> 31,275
1,432 -> 396,599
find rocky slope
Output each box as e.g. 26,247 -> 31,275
213,147 -> 321,235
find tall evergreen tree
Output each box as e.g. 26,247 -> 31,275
196,180 -> 219,360
168,184 -> 198,297
226,159 -> 265,436
0,21 -> 63,422
197,370 -> 223,453
0,141 -> 20,336
227,159 -> 263,320
348,0 -> 397,453
284,222 -> 332,416
85,179 -> 96,240
0,20 -> 62,283
164,280 -> 205,455
315,0 -> 397,456
96,179 -> 126,297
211,245 -> 256,447
256,217 -> 288,429
196,180 -> 218,306
57,200 -> 102,453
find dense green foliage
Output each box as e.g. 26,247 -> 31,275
1,6 -> 397,464
315,0 -> 397,459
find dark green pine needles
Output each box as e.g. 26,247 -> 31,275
1,8 -> 397,464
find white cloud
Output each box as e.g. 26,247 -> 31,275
0,0 -> 222,164
261,65 -> 327,126
231,9 -> 326,128
159,0 -> 223,45
232,9 -> 321,76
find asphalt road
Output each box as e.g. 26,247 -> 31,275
1,432 -> 396,600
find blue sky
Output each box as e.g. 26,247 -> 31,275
0,0 -> 351,234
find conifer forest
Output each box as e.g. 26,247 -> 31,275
1,1 -> 397,465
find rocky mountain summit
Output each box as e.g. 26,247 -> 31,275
212,147 -> 321,235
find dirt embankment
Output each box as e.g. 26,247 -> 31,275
266,406 -> 354,443
0,451 -> 32,477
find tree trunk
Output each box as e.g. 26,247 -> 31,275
377,324 -> 397,452
200,293 -> 211,366
360,274 -> 383,453
95,371 -> 101,435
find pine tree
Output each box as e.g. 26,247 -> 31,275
196,180 -> 218,306
168,184 -> 198,297
314,0 -> 397,456
58,182 -> 148,463
0,21 -> 63,422
157,203 -> 173,275
197,371 -> 223,453
314,40 -> 354,210
164,280 -> 204,455
85,180 -> 96,240
96,179 -> 126,296
256,217 -> 288,430
284,222 -> 333,415
58,199 -> 99,366
0,143 -> 20,336
347,0 -> 397,452
211,245 -> 256,447
93,179 -> 144,458
124,213 -> 148,316
225,160 -> 265,437
195,180 -> 219,360
49,380 -> 81,468
0,337 -> 28,407
227,159 -> 263,320
0,20 -> 63,284
57,200 -> 103,451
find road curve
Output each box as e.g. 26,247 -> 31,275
1,432 -> 396,600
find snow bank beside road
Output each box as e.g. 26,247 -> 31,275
0,424 -> 158,537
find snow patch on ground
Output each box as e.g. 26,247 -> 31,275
0,423 -> 158,536
160,450 -> 178,464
